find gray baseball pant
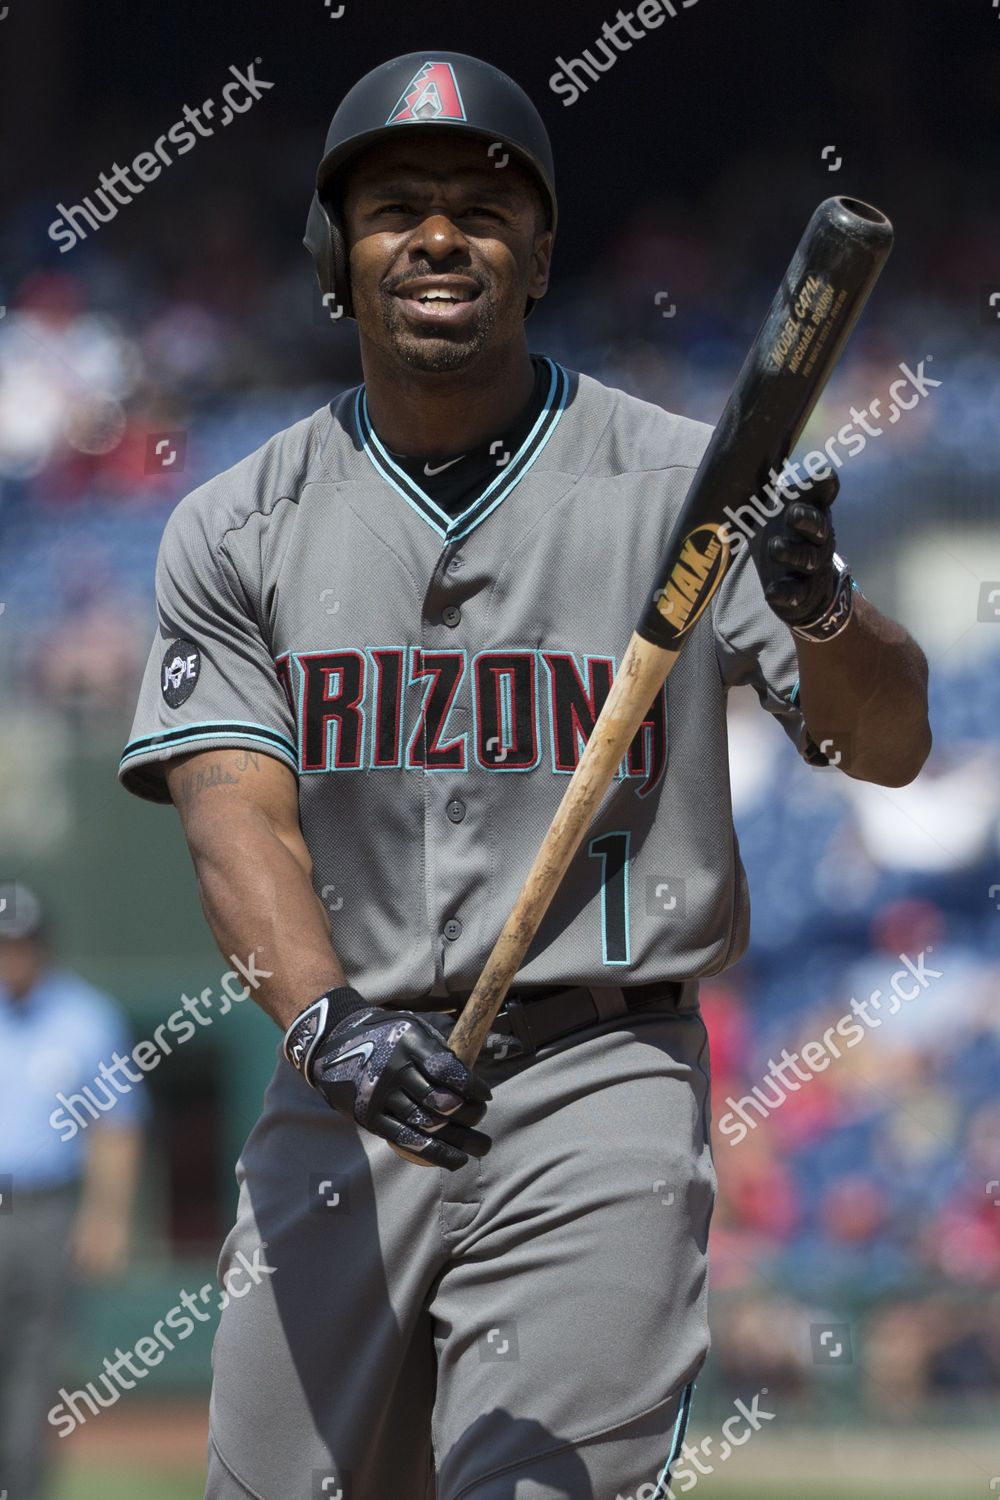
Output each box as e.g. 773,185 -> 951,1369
205,990 -> 714,1500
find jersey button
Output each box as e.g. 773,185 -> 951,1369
442,605 -> 462,628
447,555 -> 463,572
446,799 -> 466,824
444,918 -> 463,942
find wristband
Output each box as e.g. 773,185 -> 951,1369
791,555 -> 856,644
283,986 -> 369,1077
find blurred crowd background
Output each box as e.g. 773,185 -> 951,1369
0,0 -> 997,1494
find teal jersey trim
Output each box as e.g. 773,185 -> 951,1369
355,358 -> 570,543
120,719 -> 298,770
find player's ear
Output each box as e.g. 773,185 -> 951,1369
527,226 -> 554,303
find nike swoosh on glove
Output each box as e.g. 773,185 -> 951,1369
284,989 -> 492,1171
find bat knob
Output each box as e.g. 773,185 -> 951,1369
390,1142 -> 438,1169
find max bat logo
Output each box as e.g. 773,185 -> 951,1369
654,524 -> 730,635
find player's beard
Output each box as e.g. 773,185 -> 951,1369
375,280 -> 505,373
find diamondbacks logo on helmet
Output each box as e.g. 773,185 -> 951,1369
387,61 -> 467,125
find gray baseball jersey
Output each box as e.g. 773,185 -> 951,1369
120,358 -> 809,1003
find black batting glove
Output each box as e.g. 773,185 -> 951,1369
751,470 -> 841,629
284,987 -> 492,1171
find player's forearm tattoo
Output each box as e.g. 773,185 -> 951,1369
173,753 -> 262,808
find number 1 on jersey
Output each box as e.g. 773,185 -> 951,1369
588,830 -> 631,966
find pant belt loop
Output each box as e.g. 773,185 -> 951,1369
588,986 -> 628,1021
501,995 -> 537,1054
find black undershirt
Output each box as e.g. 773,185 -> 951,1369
384,357 -> 549,520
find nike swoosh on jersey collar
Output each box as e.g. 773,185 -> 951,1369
423,455 -> 466,476
354,358 -> 570,543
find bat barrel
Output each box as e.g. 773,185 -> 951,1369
637,195 -> 893,652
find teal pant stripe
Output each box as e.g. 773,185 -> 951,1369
651,1379 -> 694,1499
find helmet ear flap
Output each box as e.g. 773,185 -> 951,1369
304,191 -> 354,321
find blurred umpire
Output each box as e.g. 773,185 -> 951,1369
0,886 -> 146,1500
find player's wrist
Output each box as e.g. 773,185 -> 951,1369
283,986 -> 371,1078
791,555 -> 856,644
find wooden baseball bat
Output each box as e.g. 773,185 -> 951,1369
392,196 -> 893,1163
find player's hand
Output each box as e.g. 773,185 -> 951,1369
284,991 -> 492,1170
751,470 -> 840,628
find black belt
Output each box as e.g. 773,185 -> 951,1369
440,979 -> 683,1057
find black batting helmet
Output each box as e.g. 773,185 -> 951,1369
304,51 -> 557,321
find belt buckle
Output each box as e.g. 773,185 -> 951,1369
499,993 -> 536,1054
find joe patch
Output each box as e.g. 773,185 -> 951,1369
161,639 -> 201,707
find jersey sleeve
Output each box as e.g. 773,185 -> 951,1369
118,497 -> 298,804
711,536 -> 819,760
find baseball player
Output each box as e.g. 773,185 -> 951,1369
120,51 -> 931,1500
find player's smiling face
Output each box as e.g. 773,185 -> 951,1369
340,134 -> 553,372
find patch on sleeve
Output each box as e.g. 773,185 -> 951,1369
160,639 -> 201,707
